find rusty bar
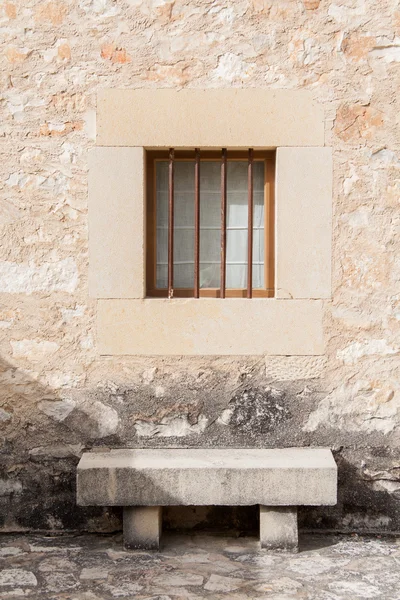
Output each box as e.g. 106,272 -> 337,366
247,148 -> 254,298
194,148 -> 200,298
220,148 -> 227,298
168,148 -> 174,299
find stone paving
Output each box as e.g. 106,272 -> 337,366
0,532 -> 399,599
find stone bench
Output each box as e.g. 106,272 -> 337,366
77,448 -> 337,551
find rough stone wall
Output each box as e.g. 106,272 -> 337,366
1,0 -> 400,534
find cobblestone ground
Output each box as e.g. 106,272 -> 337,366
0,532 -> 399,599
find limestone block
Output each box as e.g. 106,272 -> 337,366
77,448 -> 337,507
97,89 -> 325,147
97,298 -> 324,356
88,147 -> 145,298
260,506 -> 298,551
123,506 -> 162,550
265,356 -> 327,380
0,258 -> 78,294
0,569 -> 37,588
275,147 -> 332,299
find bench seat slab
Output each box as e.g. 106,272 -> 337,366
260,506 -> 298,551
77,448 -> 337,507
123,506 -> 162,550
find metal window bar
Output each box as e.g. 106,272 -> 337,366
165,147 -> 256,299
220,148 -> 227,299
168,148 -> 174,299
247,148 -> 254,298
194,148 -> 200,298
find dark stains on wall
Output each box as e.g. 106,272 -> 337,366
1,357 -> 400,534
225,387 -> 291,436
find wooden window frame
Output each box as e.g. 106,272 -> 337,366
146,150 -> 275,298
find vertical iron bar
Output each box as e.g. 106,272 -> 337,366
247,148 -> 254,298
168,148 -> 174,299
220,148 -> 227,298
194,148 -> 200,298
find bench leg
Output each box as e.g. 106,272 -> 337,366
259,506 -> 298,551
123,506 -> 162,550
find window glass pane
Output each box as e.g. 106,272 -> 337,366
174,263 -> 195,288
252,264 -> 264,289
155,158 -> 265,290
253,228 -> 265,265
156,161 -> 196,288
156,227 -> 168,265
156,162 -> 169,225
174,229 -> 194,263
174,162 -> 195,227
156,264 -> 168,289
226,229 -> 247,264
226,163 -> 246,289
226,161 -> 264,289
253,162 -> 265,290
199,262 -> 220,288
200,161 -> 221,288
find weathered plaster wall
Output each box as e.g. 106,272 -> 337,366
1,0 -> 400,534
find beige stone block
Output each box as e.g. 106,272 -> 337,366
265,356 -> 327,380
97,89 -> 325,148
88,147 -> 145,298
123,506 -> 162,550
260,506 -> 298,551
97,299 -> 324,356
275,147 -> 332,299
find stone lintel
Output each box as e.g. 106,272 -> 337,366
97,89 -> 325,147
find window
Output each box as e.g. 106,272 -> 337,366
146,149 -> 275,298
90,89 -> 330,356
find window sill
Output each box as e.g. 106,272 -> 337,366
97,298 -> 324,356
